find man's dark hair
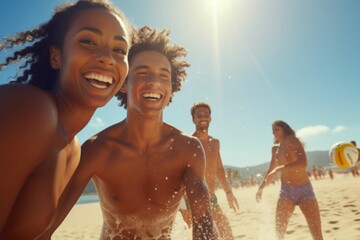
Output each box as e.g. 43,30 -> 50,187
191,102 -> 212,119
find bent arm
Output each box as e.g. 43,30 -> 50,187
282,137 -> 307,168
258,146 -> 279,191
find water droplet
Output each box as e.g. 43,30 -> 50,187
187,164 -> 191,167
165,177 -> 168,180
193,153 -> 197,157
154,187 -> 158,191
169,146 -> 173,150
188,141 -> 191,144
171,138 -> 175,142
190,191 -> 194,194
148,198 -> 152,201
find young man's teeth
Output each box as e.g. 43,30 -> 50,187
143,93 -> 160,99
85,73 -> 113,84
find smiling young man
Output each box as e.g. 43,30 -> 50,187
45,26 -> 219,240
181,102 -> 239,239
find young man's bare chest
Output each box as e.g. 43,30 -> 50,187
96,141 -> 186,207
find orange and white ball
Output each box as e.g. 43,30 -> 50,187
329,142 -> 359,168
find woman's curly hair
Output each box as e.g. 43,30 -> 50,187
0,0 -> 132,90
116,25 -> 190,109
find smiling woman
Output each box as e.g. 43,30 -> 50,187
0,0 -> 132,239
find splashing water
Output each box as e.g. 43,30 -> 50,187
99,194 -> 188,239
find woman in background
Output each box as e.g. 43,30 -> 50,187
256,120 -> 323,240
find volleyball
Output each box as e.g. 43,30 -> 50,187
329,142 -> 358,168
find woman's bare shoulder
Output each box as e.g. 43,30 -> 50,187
0,84 -> 58,137
0,84 -> 56,115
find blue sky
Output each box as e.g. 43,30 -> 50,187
1,0 -> 360,168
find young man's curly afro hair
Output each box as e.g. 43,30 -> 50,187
116,25 -> 190,109
191,102 -> 212,119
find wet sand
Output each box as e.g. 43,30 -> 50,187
53,173 -> 360,239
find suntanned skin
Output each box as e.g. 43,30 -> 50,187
0,9 -> 129,239
182,106 -> 239,239
256,123 -> 323,240
44,51 -> 219,239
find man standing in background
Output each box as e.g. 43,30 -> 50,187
181,102 -> 239,239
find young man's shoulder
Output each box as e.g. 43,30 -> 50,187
81,121 -> 131,161
164,123 -> 202,147
208,135 -> 220,142
86,121 -> 125,142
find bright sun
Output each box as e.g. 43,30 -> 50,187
212,0 -> 220,9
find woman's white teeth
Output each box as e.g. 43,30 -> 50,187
143,93 -> 161,99
85,73 -> 113,84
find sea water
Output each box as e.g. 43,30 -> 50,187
76,194 -> 99,205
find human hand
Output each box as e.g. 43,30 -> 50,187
256,188 -> 262,203
226,192 -> 239,212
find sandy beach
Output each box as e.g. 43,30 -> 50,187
53,173 -> 360,240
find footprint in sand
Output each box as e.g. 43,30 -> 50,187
343,204 -> 356,208
328,220 -> 338,224
235,234 -> 247,239
295,224 -> 306,229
